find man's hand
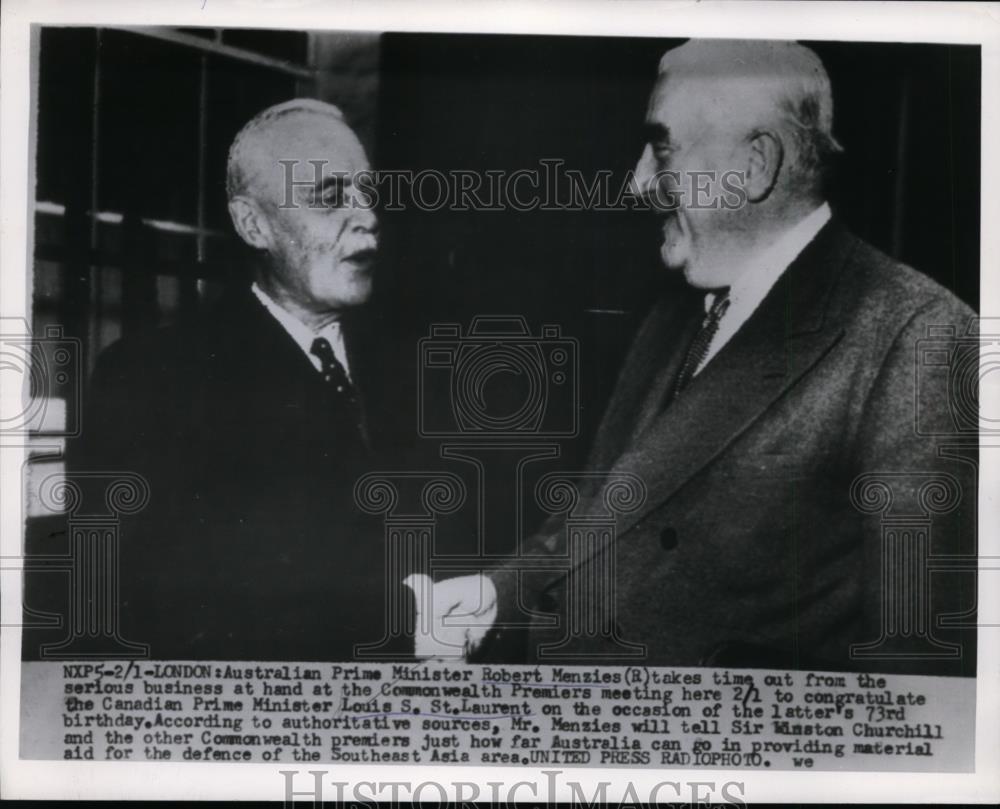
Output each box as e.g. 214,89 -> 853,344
402,573 -> 497,660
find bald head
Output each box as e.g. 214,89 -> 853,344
657,39 -> 842,192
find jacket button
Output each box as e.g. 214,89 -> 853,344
659,527 -> 678,550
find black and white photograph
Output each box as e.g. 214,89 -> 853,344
1,0 -> 998,803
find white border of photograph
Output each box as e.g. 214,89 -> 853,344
1,0 -> 998,802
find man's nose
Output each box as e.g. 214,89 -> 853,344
631,144 -> 656,199
350,204 -> 378,237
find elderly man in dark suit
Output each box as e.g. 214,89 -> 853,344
68,99 -> 404,661
419,39 -> 977,675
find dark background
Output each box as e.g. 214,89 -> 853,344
32,29 -> 981,461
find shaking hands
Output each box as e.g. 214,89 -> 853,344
402,573 -> 497,660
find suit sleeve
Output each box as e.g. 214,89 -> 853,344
470,514 -> 566,663
851,295 -> 977,676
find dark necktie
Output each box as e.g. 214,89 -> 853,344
310,336 -> 368,446
310,336 -> 353,395
670,289 -> 731,400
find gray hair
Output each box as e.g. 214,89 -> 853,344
226,98 -> 346,199
659,39 -> 844,191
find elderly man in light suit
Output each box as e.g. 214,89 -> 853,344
412,39 -> 976,675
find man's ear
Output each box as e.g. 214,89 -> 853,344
744,130 -> 784,202
228,196 -> 271,250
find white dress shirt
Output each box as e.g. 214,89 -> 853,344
251,282 -> 352,380
695,202 -> 832,375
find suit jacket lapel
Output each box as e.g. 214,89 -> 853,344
340,308 -> 375,448
590,219 -> 857,539
342,308 -> 374,397
235,290 -> 319,378
585,288 -> 704,473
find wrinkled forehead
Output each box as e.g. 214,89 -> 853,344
241,112 -> 368,198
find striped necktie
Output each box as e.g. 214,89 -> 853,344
670,289 -> 731,400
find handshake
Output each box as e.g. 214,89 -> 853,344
402,573 -> 498,660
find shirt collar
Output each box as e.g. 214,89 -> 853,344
250,282 -> 344,361
705,202 -> 832,313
